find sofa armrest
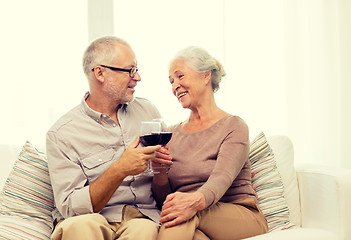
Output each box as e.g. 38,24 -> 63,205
296,164 -> 351,240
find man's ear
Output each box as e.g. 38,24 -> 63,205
93,66 -> 105,83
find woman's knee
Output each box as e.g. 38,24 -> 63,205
157,220 -> 197,240
116,218 -> 159,239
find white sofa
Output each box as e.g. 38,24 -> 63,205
246,135 -> 351,240
0,135 -> 350,240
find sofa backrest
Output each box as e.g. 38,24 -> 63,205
0,145 -> 23,189
267,135 -> 301,227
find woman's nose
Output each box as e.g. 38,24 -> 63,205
172,80 -> 180,92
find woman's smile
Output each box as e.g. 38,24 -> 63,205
177,91 -> 188,101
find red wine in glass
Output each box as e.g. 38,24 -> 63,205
159,132 -> 172,146
140,133 -> 161,147
140,121 -> 161,174
140,132 -> 172,146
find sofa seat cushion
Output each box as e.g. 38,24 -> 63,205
244,227 -> 337,240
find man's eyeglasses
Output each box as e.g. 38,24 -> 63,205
92,65 -> 139,78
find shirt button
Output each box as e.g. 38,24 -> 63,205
113,124 -> 116,127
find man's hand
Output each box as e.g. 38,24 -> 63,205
117,137 -> 161,176
90,136 -> 161,213
159,191 -> 206,228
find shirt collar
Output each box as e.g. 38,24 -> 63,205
81,92 -> 129,123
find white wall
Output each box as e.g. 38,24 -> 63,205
0,0 -> 89,147
338,0 -> 351,168
284,0 -> 350,167
114,0 -> 226,128
0,0 -> 349,169
222,1 -> 287,137
113,0 -> 287,137
112,0 -> 351,168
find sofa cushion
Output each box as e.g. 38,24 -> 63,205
0,141 -> 53,239
244,227 -> 337,240
249,132 -> 295,231
0,215 -> 52,240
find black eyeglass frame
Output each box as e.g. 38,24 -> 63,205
91,64 -> 139,78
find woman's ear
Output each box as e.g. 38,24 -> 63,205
204,71 -> 211,85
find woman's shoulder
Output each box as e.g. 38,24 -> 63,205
169,114 -> 248,135
163,122 -> 182,132
222,115 -> 249,135
223,114 -> 248,126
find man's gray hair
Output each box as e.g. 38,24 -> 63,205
82,36 -> 130,76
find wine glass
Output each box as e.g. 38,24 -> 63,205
139,121 -> 161,175
152,118 -> 172,172
151,118 -> 172,146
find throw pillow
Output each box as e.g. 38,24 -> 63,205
249,132 -> 295,232
0,215 -> 52,240
0,141 -> 54,239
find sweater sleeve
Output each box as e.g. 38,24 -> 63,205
197,117 -> 250,208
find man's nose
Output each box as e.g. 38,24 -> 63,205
132,71 -> 141,81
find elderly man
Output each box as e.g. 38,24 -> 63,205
46,36 -> 172,240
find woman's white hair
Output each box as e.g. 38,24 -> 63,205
170,46 -> 226,92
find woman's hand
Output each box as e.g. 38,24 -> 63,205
152,145 -> 172,184
153,145 -> 172,168
159,191 -> 206,228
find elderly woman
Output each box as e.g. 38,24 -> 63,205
152,46 -> 268,240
